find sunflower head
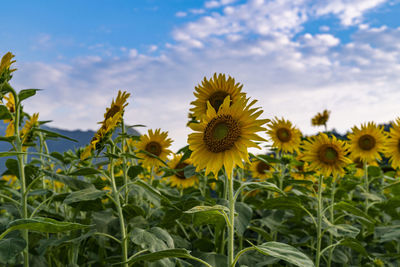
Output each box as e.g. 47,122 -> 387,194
167,154 -> 198,189
250,158 -> 274,180
21,113 -> 39,145
301,133 -> 351,177
311,109 -> 330,127
190,73 -> 246,120
136,129 -> 173,168
101,90 -> 130,124
348,122 -> 386,163
0,52 -> 17,83
384,118 -> 400,169
188,95 -> 268,179
267,117 -> 302,153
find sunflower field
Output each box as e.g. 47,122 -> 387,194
0,52 -> 399,267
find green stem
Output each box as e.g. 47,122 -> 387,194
13,89 -> 29,267
121,119 -> 129,204
327,178 -> 336,267
109,146 -> 128,267
315,175 -> 324,267
227,169 -> 235,266
232,247 -> 255,267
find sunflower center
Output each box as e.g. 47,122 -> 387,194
145,141 -> 162,156
257,161 -> 270,174
208,91 -> 229,111
277,128 -> 292,142
358,134 -> 376,151
175,162 -> 189,179
353,157 -> 364,169
203,115 -> 241,153
104,105 -> 121,120
318,145 -> 339,164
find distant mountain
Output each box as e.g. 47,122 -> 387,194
0,122 -> 140,172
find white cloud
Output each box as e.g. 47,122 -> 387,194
9,0 -> 400,153
175,11 -> 187,17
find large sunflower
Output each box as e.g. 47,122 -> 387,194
301,133 -> 351,177
190,73 -> 245,120
136,129 -> 173,168
384,118 -> 400,169
267,117 -> 302,153
249,158 -> 274,180
188,95 -> 268,179
348,122 -> 386,163
167,154 -> 198,189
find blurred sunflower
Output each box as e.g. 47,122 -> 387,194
1,175 -> 18,187
267,117 -> 301,153
100,90 -> 130,124
0,52 -> 17,73
3,93 -> 15,137
136,129 -> 173,168
188,95 -> 268,179
167,154 -> 198,189
81,94 -> 127,160
384,118 -> 400,169
301,133 -> 351,177
190,73 -> 245,120
311,109 -> 330,128
21,113 -> 39,149
350,156 -> 378,177
348,122 -> 386,163
249,158 -> 274,180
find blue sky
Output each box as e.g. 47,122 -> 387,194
2,0 -> 400,151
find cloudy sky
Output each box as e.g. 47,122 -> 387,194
2,0 -> 400,152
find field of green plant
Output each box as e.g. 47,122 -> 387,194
1,52 -> 399,267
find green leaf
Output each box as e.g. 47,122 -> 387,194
0,237 -> 26,262
34,128 -> 77,142
252,241 -> 314,267
335,201 -> 375,224
324,219 -> 360,238
184,205 -> 229,214
235,202 -> 252,236
4,159 -> 19,178
124,249 -> 192,264
130,228 -> 169,252
240,181 -> 285,195
0,105 -> 12,120
18,89 -> 41,101
248,226 -> 273,241
128,165 -> 144,179
68,167 -> 101,176
0,217 -> 90,241
134,179 -> 175,208
185,205 -> 228,228
375,225 -> 400,242
338,238 -> 368,256
262,196 -> 303,210
183,165 -> 196,178
63,187 -> 107,205
42,169 -> 92,191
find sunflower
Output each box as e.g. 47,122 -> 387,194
190,73 -> 245,120
350,156 -> 379,177
311,109 -> 330,127
384,118 -> 400,169
348,122 -> 386,163
136,129 -> 173,168
21,113 -> 39,147
301,133 -> 351,177
0,52 -> 17,73
100,90 -> 130,124
188,95 -> 268,179
2,93 -> 15,137
249,158 -> 274,180
267,117 -> 302,153
81,106 -> 123,160
167,154 -> 198,189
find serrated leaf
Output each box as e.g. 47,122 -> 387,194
252,241 -> 314,267
63,187 -> 107,205
18,89 -> 41,101
0,217 -> 90,241
124,249 -> 192,265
